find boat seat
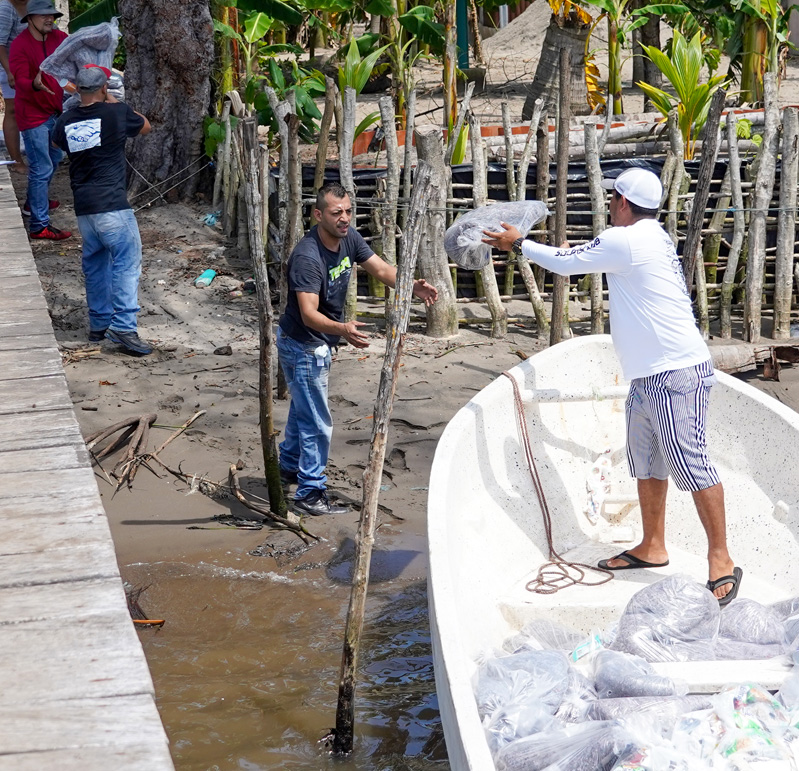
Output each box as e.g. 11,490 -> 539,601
497,539 -> 795,692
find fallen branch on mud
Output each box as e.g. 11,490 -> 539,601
84,412 -> 317,543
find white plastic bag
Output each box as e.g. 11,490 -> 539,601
444,200 -> 549,270
41,19 -> 120,84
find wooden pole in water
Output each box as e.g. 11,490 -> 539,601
550,46 -> 571,346
774,106 -> 799,339
682,88 -> 725,289
332,163 -> 434,755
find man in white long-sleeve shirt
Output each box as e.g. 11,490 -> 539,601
483,167 -> 741,606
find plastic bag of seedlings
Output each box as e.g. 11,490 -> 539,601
476,650 -> 571,751
475,649 -> 570,717
586,694 -> 712,724
714,597 -> 786,659
41,19 -> 120,84
503,618 -> 585,654
778,670 -> 799,710
555,666 -> 598,723
495,720 -> 622,771
444,200 -> 549,270
594,649 -> 685,700
610,575 -> 719,663
609,712 -> 710,770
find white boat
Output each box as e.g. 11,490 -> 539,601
427,334 -> 799,770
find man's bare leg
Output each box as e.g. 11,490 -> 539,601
692,482 -> 735,600
603,477 -> 669,568
3,99 -> 26,172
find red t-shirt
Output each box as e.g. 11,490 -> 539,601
9,27 -> 67,131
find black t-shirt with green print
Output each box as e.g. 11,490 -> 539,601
279,225 -> 374,346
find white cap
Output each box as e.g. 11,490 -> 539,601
601,168 -> 663,209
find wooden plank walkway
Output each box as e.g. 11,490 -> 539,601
0,167 -> 174,769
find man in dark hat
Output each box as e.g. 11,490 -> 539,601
53,64 -> 153,355
9,0 -> 70,239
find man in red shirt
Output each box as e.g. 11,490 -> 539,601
9,0 -> 71,239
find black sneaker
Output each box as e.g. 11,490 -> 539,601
105,329 -> 153,355
293,491 -> 349,517
88,328 -> 108,342
279,468 -> 298,488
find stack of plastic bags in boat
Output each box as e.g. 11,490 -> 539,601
474,575 -> 799,770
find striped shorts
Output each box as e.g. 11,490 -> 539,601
625,360 -> 721,492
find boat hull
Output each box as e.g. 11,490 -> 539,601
428,335 -> 799,770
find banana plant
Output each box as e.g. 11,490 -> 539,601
638,29 -> 729,159
580,0 -> 649,115
337,37 -> 389,94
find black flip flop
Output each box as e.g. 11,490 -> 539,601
707,566 -> 743,608
597,550 -> 670,571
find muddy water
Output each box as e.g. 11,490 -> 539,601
123,553 -> 449,770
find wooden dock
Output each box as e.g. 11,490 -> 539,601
0,167 -> 174,769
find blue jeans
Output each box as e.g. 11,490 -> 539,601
77,209 -> 142,333
277,327 -> 333,500
21,114 -> 62,231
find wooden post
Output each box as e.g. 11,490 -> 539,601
240,117 -> 287,516
266,87 -> 291,243
379,97 -> 400,324
212,100 -> 231,208
401,88 -> 416,229
502,100 -> 517,201
666,110 -> 685,246
515,98 -> 543,202
721,112 -> 746,339
468,110 -> 508,338
312,77 -> 337,217
745,73 -> 779,343
415,126 -> 458,338
774,107 -> 799,339
339,86 -> 358,323
682,89 -> 725,288
702,169 -> 731,294
584,117 -> 606,335
534,112 -> 550,290
332,164 -> 433,755
550,47 -> 571,346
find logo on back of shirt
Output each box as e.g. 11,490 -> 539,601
65,119 -> 102,152
329,255 -> 351,282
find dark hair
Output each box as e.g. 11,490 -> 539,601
612,189 -> 658,219
316,183 -> 349,211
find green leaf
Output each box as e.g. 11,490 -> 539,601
354,111 -> 381,141
398,6 -> 445,54
354,32 -> 382,55
268,58 -> 286,91
243,11 -> 273,43
365,0 -> 395,15
258,43 -> 304,56
68,0 -> 117,32
213,19 -> 244,44
235,0 -> 303,27
451,124 -> 469,165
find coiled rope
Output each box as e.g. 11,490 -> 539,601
501,370 -> 615,594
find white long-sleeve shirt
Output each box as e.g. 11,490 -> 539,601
520,218 -> 710,380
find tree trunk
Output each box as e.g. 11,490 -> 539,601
415,126 -> 458,338
638,9 -> 662,110
522,13 -> 591,121
118,0 -> 214,199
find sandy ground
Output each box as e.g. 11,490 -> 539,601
5,13 -> 799,764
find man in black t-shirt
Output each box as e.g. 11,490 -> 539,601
278,182 -> 438,517
53,64 -> 153,355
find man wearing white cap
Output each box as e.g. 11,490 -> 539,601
53,64 -> 153,355
483,166 -> 741,607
